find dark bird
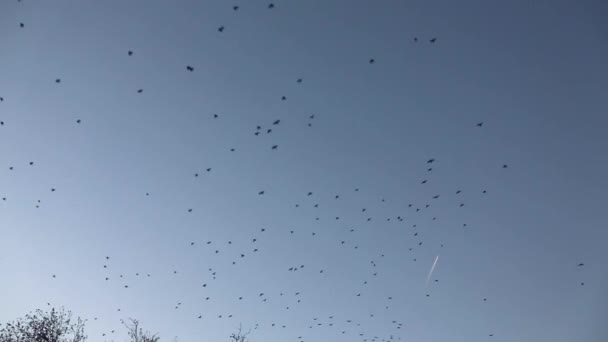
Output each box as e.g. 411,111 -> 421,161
258,190 -> 265,195
577,263 -> 584,267
413,37 -> 418,42
427,158 -> 435,163
477,122 -> 483,127
128,50 -> 133,56
218,26 -> 225,32
369,58 -> 375,64
137,89 -> 143,93
421,180 -> 427,184
20,23 -> 25,28
213,114 -> 219,118
55,78 -> 61,83
186,65 -> 194,72
273,119 -> 280,125
281,96 -> 287,100
271,145 -> 278,150
268,3 -> 275,8
429,38 -> 437,43
233,6 -> 239,11
76,119 -> 81,124
297,78 -> 302,83
502,164 -> 508,168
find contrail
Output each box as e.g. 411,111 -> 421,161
426,255 -> 439,286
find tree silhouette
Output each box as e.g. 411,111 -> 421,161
229,324 -> 251,342
0,307 -> 86,342
121,319 -> 159,342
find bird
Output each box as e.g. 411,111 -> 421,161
218,26 -> 225,32
258,191 -> 265,195
128,50 -> 133,56
20,23 -> 25,28
76,119 -> 81,124
137,89 -> 143,93
55,78 -> 61,83
271,145 -> 278,150
186,65 -> 194,72
297,78 -> 302,83
477,122 -> 483,127
268,3 -> 275,8
233,5 -> 239,11
369,58 -> 375,64
429,38 -> 437,43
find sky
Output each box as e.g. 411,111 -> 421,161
1,0 -> 607,341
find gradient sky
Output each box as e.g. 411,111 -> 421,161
1,1 -> 607,341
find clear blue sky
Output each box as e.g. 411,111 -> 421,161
1,1 -> 607,341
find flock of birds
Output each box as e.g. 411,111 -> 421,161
2,1 -> 590,342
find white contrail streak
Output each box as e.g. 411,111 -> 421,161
426,255 -> 439,286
